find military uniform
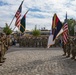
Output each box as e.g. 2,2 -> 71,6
66,39 -> 71,57
4,37 -> 9,53
39,37 -> 42,47
0,37 -> 2,63
62,42 -> 67,56
71,40 -> 76,60
0,33 -> 5,63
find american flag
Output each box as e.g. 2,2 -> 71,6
15,0 -> 24,28
63,22 -> 69,44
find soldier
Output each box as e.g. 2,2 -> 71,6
4,36 -> 9,52
62,41 -> 67,56
71,39 -> 76,60
66,38 -> 71,57
32,37 -> 34,47
0,33 -> 5,63
0,36 -> 2,64
43,37 -> 48,48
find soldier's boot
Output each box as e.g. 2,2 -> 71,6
0,58 -> 2,66
66,54 -> 70,58
0,63 -> 2,66
62,53 -> 66,56
62,51 -> 66,56
66,54 -> 70,57
3,57 -> 6,60
71,53 -> 75,60
74,59 -> 76,61
0,55 -> 5,63
71,56 -> 75,59
0,58 -> 5,63
0,57 -> 2,63
66,50 -> 70,57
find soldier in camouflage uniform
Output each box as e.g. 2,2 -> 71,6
4,35 -> 9,52
71,39 -> 76,60
43,37 -> 48,48
62,41 -> 67,56
66,38 -> 71,57
0,33 -> 5,63
0,36 -> 2,63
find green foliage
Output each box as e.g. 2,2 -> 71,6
67,18 -> 76,36
3,23 -> 12,35
32,29 -> 40,37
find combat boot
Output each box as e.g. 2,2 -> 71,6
66,55 -> 70,58
71,57 -> 75,59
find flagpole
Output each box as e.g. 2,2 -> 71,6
19,9 -> 29,32
9,0 -> 24,28
24,9 -> 29,31
12,26 -> 16,31
9,16 -> 15,28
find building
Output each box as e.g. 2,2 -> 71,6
24,29 -> 50,35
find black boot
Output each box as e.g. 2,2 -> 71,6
71,57 -> 75,59
66,55 -> 70,58
0,60 -> 5,63
62,54 -> 66,56
3,58 -> 6,60
0,64 -> 2,66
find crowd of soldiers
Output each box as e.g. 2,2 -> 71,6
18,35 -> 64,48
0,33 -> 10,65
62,37 -> 76,61
19,35 -> 76,60
18,35 -> 48,48
1,32 -> 75,66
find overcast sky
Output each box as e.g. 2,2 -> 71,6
0,0 -> 76,31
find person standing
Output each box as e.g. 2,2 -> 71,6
71,39 -> 76,60
66,39 -> 71,57
0,33 -> 5,63
62,41 -> 67,56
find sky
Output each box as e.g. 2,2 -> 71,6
0,0 -> 76,31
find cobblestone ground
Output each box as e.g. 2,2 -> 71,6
0,47 -> 76,75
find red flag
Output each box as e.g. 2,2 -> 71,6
15,0 -> 24,28
52,13 -> 63,40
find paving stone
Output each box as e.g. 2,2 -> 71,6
0,47 -> 76,75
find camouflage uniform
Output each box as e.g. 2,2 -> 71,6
66,39 -> 71,57
71,40 -> 76,60
62,42 -> 67,56
4,36 -> 9,52
0,37 -> 2,63
39,37 -> 42,47
0,33 -> 5,63
43,37 -> 47,48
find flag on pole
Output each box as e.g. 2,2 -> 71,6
56,28 -> 63,37
52,13 -> 63,41
20,10 -> 29,33
63,23 -> 68,44
15,0 -> 24,28
47,15 -> 56,48
47,30 -> 55,48
62,12 -> 69,45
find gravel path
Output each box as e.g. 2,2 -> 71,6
0,47 -> 76,75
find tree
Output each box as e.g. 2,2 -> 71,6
32,29 -> 41,37
67,19 -> 76,36
3,23 -> 12,35
32,25 -> 41,37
